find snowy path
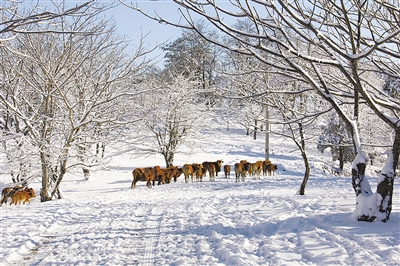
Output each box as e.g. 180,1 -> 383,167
3,176 -> 397,265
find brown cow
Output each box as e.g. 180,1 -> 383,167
265,163 -> 278,176
247,163 -> 255,179
202,160 -> 223,176
183,163 -> 202,183
182,164 -> 194,183
131,167 -> 155,189
165,166 -> 179,184
262,160 -> 272,176
172,167 -> 183,182
235,160 -> 251,182
10,188 -> 36,205
153,166 -> 164,186
1,186 -> 25,206
195,166 -> 207,182
253,161 -> 263,178
153,166 -> 176,186
223,165 -> 231,178
205,164 -> 216,182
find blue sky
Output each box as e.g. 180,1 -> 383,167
108,1 -> 239,65
23,0 -> 236,66
106,1 -> 185,64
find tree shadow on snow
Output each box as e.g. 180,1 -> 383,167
168,211 -> 400,241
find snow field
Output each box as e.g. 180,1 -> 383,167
1,126 -> 399,265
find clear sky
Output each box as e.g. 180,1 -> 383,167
21,0 -> 236,66
105,1 -> 185,65
107,1 -> 239,65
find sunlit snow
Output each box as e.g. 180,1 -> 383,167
1,125 -> 399,265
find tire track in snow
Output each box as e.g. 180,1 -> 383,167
25,199 -> 126,265
140,216 -> 161,266
138,199 -> 175,266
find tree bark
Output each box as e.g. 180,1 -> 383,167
254,119 -> 257,140
351,153 -> 376,222
299,151 -> 310,196
164,151 -> 174,167
83,168 -> 90,180
298,123 -> 310,196
376,128 -> 400,222
339,148 -> 344,172
40,150 -> 51,202
50,162 -> 66,200
351,161 -> 367,197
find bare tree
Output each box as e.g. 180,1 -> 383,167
130,0 -> 400,222
135,71 -> 209,167
0,7 -> 153,201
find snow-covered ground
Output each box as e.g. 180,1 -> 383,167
1,125 -> 399,265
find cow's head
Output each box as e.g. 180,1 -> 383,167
27,188 -> 36,198
216,160 -> 223,171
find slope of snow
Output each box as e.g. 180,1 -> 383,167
1,125 -> 399,265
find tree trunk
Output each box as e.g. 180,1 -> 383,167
40,150 -> 51,202
339,148 -> 344,172
254,120 -> 257,140
298,123 -> 310,196
376,128 -> 399,222
164,151 -> 174,167
352,153 -> 375,222
299,151 -> 310,196
83,168 -> 90,180
351,160 -> 368,197
50,162 -> 66,199
265,104 -> 270,161
96,142 -> 106,158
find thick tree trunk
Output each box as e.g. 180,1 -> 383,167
351,160 -> 367,197
376,128 -> 399,222
164,151 -> 174,167
351,152 -> 376,222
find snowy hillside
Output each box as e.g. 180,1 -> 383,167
1,125 -> 399,265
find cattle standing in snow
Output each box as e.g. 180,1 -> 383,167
223,165 -> 231,178
10,188 -> 36,205
202,160 -> 223,176
131,168 -> 155,189
1,186 -> 35,206
235,160 -> 251,182
183,163 -> 202,183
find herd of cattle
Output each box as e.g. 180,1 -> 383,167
1,186 -> 36,206
131,159 -> 278,189
0,160 -> 278,206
